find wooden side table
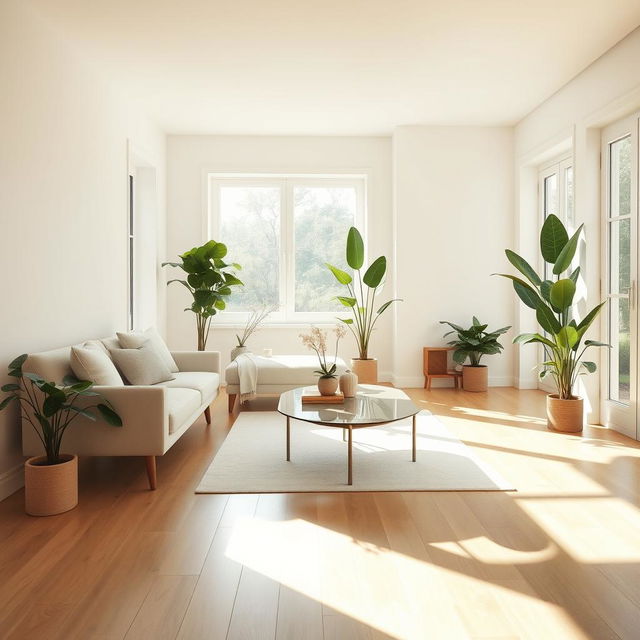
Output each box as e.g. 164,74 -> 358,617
423,347 -> 462,390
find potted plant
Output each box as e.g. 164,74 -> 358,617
232,305 -> 273,361
440,317 -> 511,391
326,227 -> 401,383
300,326 -> 346,395
0,354 -> 122,516
495,214 -> 608,432
163,240 -> 243,351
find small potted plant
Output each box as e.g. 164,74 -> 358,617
495,214 -> 608,432
0,354 -> 122,516
326,227 -> 401,383
163,239 -> 243,351
300,326 -> 346,395
440,318 -> 511,391
232,305 -> 273,361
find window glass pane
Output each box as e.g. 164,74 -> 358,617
565,166 -> 574,230
609,296 -> 630,403
610,136 -> 631,219
609,218 -> 630,294
544,174 -> 557,216
293,186 -> 356,312
219,186 -> 280,311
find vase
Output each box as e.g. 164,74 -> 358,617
318,376 -> 339,396
25,454 -> 78,516
231,345 -> 249,361
350,358 -> 377,384
462,365 -> 488,392
547,395 -> 584,432
339,370 -> 358,397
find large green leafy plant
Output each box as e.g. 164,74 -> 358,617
440,317 -> 511,366
495,214 -> 608,399
326,227 -> 401,360
163,240 -> 243,351
0,354 -> 122,466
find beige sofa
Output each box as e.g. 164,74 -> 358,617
23,340 -> 221,489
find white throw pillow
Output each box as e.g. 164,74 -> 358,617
110,342 -> 175,385
116,327 -> 179,373
70,344 -> 124,386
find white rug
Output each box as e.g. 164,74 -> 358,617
196,411 -> 515,493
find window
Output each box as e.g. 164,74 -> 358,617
208,175 -> 366,322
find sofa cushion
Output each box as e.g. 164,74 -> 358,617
166,388 -> 201,434
154,371 -> 220,404
225,355 -> 346,386
70,344 -> 124,386
117,327 -> 179,373
110,342 -> 175,385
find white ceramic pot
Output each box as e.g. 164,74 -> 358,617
339,370 -> 358,397
231,345 -> 249,361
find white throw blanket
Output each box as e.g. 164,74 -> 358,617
235,353 -> 258,404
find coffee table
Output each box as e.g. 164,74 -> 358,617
277,384 -> 420,485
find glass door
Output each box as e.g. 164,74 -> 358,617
601,116 -> 638,439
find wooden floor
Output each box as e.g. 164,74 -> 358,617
2,387 -> 640,639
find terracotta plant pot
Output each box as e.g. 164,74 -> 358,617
462,365 -> 488,392
350,358 -> 377,384
25,454 -> 78,516
317,376 -> 339,396
547,395 -> 584,432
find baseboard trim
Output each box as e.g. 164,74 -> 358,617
0,463 -> 23,501
391,375 -> 515,389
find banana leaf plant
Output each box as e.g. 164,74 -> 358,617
326,227 -> 401,360
0,354 -> 122,466
163,240 -> 243,351
440,317 -> 511,366
495,214 -> 608,399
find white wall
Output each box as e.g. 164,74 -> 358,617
392,126 -> 515,387
166,135 -> 393,375
0,1 -> 166,498
514,26 -> 640,424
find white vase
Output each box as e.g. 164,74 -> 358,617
231,345 -> 249,361
339,370 -> 358,397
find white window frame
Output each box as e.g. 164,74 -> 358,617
537,155 -> 574,391
206,173 -> 367,325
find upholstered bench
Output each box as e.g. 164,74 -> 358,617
225,354 -> 347,411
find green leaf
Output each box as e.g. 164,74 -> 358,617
23,372 -> 44,385
576,302 -> 606,334
453,350 -> 469,364
97,404 -> 123,427
0,396 -> 16,411
585,340 -> 610,348
43,394 -> 65,417
346,227 -> 365,269
336,296 -> 357,307
8,354 -> 28,370
67,406 -> 97,421
1,383 -> 20,392
7,369 -> 22,378
514,333 -> 556,349
214,299 -> 226,310
377,299 -> 401,315
363,256 -> 386,288
556,326 -> 579,349
540,280 -> 553,305
326,263 -> 352,285
569,266 -> 581,284
540,214 -> 569,263
505,250 -> 542,287
550,279 -> 576,311
494,274 -> 541,309
62,374 -> 80,386
69,381 -> 93,393
581,361 -> 597,373
536,304 -> 562,334
338,317 -> 354,325
167,279 -> 193,293
161,261 -> 181,268
553,224 -> 583,274
35,414 -> 52,436
223,274 -> 243,287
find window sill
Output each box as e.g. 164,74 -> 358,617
209,321 -> 341,330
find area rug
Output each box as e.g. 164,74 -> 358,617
196,410 -> 515,493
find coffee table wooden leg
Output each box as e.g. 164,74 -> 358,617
348,425 -> 353,485
412,414 -> 417,462
286,416 -> 290,461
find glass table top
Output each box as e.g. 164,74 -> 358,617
277,384 -> 420,426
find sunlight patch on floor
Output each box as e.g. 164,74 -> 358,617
225,516 -> 584,639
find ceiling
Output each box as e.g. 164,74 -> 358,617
26,0 -> 640,135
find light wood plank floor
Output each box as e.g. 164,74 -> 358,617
2,387 -> 640,639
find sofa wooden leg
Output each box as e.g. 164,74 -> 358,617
228,393 -> 237,413
145,456 -> 157,490
204,406 -> 211,424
